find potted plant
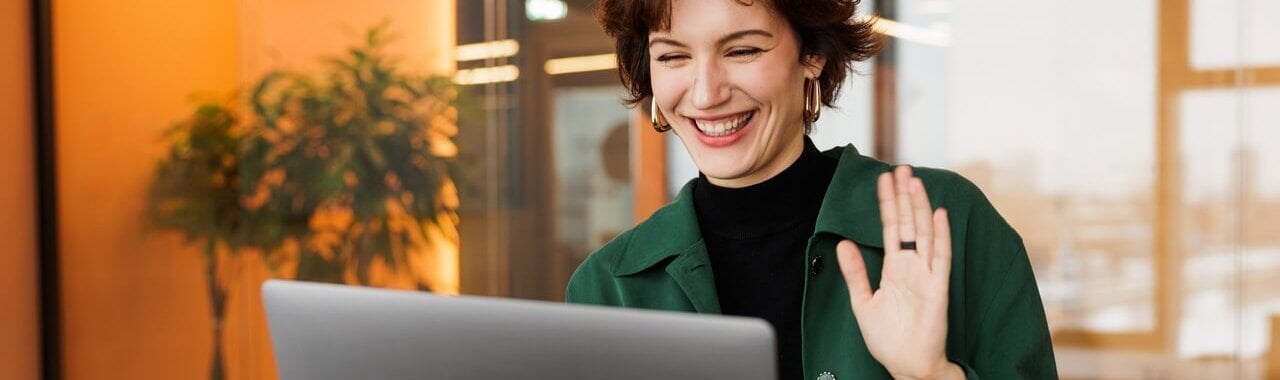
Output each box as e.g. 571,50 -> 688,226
146,25 -> 463,380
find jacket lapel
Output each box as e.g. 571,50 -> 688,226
666,241 -> 721,313
611,180 -> 721,313
803,145 -> 897,377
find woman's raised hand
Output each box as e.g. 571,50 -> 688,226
834,165 -> 963,380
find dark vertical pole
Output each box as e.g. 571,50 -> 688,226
873,0 -> 898,163
31,0 -> 62,378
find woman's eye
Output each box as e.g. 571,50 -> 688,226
728,48 -> 763,58
655,54 -> 688,63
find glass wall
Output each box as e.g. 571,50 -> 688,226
453,0 -> 640,301
51,1 -> 457,378
887,0 -> 1280,377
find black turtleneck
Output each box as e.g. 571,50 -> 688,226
692,137 -> 838,380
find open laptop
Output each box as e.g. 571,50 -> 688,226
262,280 -> 776,380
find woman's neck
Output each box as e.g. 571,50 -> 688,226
693,136 -> 836,238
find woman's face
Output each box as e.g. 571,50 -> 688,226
649,0 -> 823,188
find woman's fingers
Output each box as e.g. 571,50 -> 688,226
877,172 -> 899,253
894,166 -> 916,252
836,240 -> 873,310
931,208 -> 952,281
909,177 -> 935,267
877,167 -> 950,278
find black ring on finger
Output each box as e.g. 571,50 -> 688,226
900,241 -> 917,251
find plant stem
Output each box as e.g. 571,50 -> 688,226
205,239 -> 227,380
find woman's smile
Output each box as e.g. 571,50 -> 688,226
688,110 -> 756,147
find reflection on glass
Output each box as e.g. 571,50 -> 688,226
552,87 -> 634,262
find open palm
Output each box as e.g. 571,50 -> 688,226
835,166 -> 962,380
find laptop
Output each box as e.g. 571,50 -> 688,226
262,280 -> 776,380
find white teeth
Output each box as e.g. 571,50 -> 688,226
694,111 -> 753,137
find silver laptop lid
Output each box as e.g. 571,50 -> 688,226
262,280 -> 776,380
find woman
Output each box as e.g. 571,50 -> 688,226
566,0 -> 1058,378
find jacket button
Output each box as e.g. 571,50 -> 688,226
817,371 -> 836,380
809,254 -> 823,276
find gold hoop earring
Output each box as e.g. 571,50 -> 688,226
803,77 -> 822,123
651,97 -> 671,132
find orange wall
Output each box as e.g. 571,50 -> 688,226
0,0 -> 41,378
54,0 -> 239,378
240,0 -> 456,81
53,1 -> 455,379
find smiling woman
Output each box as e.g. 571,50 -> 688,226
566,0 -> 1059,379
604,0 -> 878,188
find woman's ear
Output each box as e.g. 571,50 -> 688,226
802,54 -> 827,79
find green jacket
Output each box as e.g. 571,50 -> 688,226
566,145 -> 1058,379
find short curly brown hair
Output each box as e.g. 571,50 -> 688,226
596,0 -> 882,107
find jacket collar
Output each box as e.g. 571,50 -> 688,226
612,180 -> 705,276
612,144 -> 889,277
812,144 -> 889,248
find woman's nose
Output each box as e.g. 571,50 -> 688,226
690,60 -> 731,110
